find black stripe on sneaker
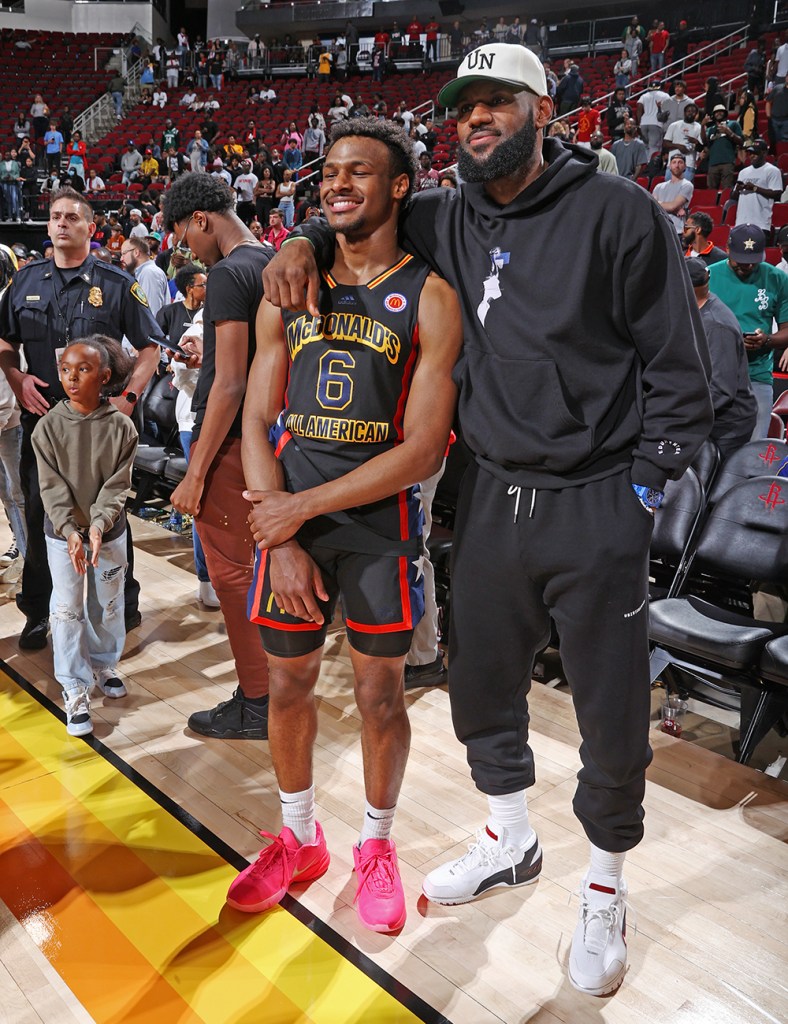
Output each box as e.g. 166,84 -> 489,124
473,843 -> 542,895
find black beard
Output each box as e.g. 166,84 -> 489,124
458,113 -> 538,183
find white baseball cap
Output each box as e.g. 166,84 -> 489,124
438,43 -> 548,108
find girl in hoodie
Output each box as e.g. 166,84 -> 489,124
31,334 -> 138,737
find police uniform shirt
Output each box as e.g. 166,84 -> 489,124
0,254 -> 163,403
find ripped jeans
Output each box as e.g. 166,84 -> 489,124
45,532 -> 127,695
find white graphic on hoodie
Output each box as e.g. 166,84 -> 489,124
477,247 -> 510,327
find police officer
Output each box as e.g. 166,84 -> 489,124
0,186 -> 162,649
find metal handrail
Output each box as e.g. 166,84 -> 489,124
549,23 -> 749,127
73,56 -> 145,147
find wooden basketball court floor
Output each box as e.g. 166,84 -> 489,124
0,516 -> 786,1024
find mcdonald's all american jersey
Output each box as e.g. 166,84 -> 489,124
272,252 -> 431,556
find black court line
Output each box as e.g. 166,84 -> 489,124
1,657 -> 453,1024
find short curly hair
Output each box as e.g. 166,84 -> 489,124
162,172 -> 234,231
326,117 -> 417,205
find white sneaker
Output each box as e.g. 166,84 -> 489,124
568,875 -> 628,996
94,668 -> 127,699
198,580 -> 221,608
422,826 -> 542,905
65,689 -> 93,737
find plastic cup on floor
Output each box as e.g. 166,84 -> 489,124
660,695 -> 688,737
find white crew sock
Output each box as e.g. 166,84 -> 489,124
358,800 -> 396,846
587,843 -> 626,885
280,784 -> 316,845
486,791 -> 535,849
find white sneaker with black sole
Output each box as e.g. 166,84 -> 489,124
568,874 -> 628,997
94,668 -> 127,699
422,825 -> 542,905
0,544 -> 19,567
64,688 -> 93,737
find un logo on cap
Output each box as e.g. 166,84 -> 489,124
467,51 -> 496,70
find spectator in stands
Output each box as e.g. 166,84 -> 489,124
187,130 -> 209,172
29,94 -> 50,142
524,19 -> 540,55
254,166 -> 277,226
702,105 -> 743,190
152,83 -> 167,109
210,157 -> 231,187
164,146 -> 186,184
648,21 -> 669,74
415,152 -> 440,191
200,114 -> 219,145
180,88 -> 197,109
686,257 -> 757,459
744,42 -> 767,99
662,102 -> 702,180
234,159 -> 258,224
302,116 -> 326,166
140,150 -> 160,185
653,154 -> 693,233
555,63 -> 583,115
161,119 -> 180,153
318,47 -> 333,83
663,80 -> 691,127
282,138 -> 303,177
606,88 -> 633,141
493,16 -> 508,43
120,236 -> 169,315
86,170 -> 105,193
591,132 -> 619,174
127,209 -> 148,240
701,77 -> 726,117
107,223 -> 124,255
682,211 -> 727,265
275,168 -> 296,227
224,135 -> 244,161
774,34 -> 788,85
121,142 -> 142,184
203,94 -> 220,112
19,156 -> 37,218
575,97 -> 600,148
371,46 -> 385,84
0,152 -> 21,222
59,106 -> 73,148
613,49 -> 633,93
270,148 -> 285,184
166,49 -> 180,89
637,82 -> 670,160
260,83 -> 277,102
92,212 -> 110,247
41,169 -> 60,195
708,224 -> 788,436
623,25 -> 643,80
247,34 -> 263,70
439,170 -> 457,189
328,97 -> 349,126
140,60 -> 156,101
612,121 -> 648,179
13,113 -> 31,147
373,93 -> 387,118
17,138 -> 35,167
448,20 -> 463,58
65,167 -> 85,193
766,84 -> 788,143
407,16 -> 423,56
44,121 -> 63,174
243,120 -> 260,156
66,131 -> 88,182
732,140 -> 783,233
108,73 -> 125,120
736,89 -> 759,141
425,17 -> 440,62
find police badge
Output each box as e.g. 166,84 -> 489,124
88,286 -> 103,307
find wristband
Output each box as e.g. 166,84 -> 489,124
280,235 -> 315,250
121,390 -> 138,404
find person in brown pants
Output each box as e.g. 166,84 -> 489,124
164,172 -> 272,739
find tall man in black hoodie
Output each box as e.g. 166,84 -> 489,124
262,44 -> 713,997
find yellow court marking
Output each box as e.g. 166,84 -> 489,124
0,671 -> 427,1023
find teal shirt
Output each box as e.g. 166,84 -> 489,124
708,259 -> 788,382
706,120 -> 743,165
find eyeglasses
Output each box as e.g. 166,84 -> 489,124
174,214 -> 193,255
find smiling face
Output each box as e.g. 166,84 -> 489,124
320,135 -> 408,240
60,343 -> 110,413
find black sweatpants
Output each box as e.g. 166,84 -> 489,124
18,414 -> 140,624
449,462 -> 654,853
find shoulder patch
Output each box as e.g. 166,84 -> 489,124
130,281 -> 149,307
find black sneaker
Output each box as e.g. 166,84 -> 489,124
19,616 -> 48,650
404,654 -> 447,690
0,544 -> 19,566
187,689 -> 269,739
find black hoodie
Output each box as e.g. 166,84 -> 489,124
300,139 -> 712,491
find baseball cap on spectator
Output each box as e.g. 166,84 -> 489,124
685,257 -> 709,287
712,104 -> 727,113
745,138 -> 769,153
130,208 -> 142,218
437,42 -> 548,107
728,224 -> 766,263
145,148 -> 152,155
89,241 -> 101,250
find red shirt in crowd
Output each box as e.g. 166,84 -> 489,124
651,29 -> 670,55
408,20 -> 422,41
576,107 -> 600,143
264,224 -> 290,251
374,30 -> 390,47
425,21 -> 440,41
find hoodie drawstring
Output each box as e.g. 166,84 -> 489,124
507,486 -> 537,523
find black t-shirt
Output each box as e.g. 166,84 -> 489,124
191,242 -> 271,442
156,300 -> 200,349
